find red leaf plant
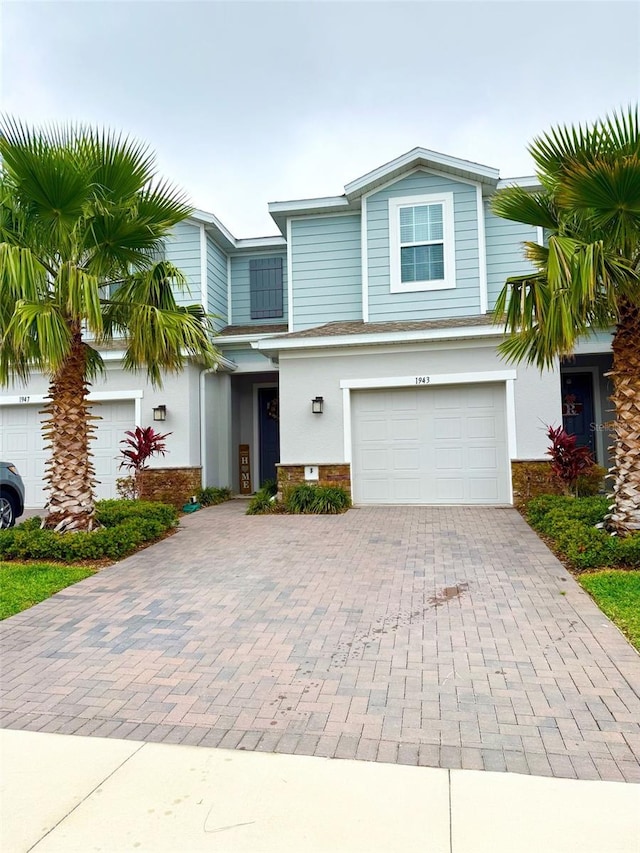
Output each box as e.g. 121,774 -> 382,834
119,426 -> 172,474
546,424 -> 594,495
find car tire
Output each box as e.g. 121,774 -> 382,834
0,494 -> 17,529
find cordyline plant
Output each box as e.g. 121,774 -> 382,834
0,120 -> 219,531
119,426 -> 171,473
546,425 -> 595,496
492,106 -> 640,534
119,426 -> 172,500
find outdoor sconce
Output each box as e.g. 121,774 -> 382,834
153,405 -> 167,422
311,396 -> 324,414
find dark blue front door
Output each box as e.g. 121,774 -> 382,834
561,373 -> 596,459
258,387 -> 280,486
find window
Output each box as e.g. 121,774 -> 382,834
389,193 -> 455,293
250,257 -> 284,319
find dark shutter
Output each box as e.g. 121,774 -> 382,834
250,257 -> 283,319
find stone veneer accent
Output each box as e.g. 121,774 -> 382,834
277,464 -> 351,497
137,466 -> 202,509
510,460 -> 563,506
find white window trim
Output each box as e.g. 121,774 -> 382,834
389,192 -> 456,294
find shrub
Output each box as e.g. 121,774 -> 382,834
525,494 -> 640,571
197,486 -> 232,507
246,482 -> 279,515
95,499 -> 178,528
0,500 -> 177,562
576,465 -> 607,497
284,484 -> 351,515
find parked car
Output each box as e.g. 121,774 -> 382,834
0,462 -> 25,529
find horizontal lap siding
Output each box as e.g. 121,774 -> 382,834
164,222 -> 202,307
485,202 -> 537,309
291,215 -> 362,331
368,172 -> 480,321
230,251 -> 288,326
207,237 -> 228,330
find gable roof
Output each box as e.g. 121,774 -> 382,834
268,147 -> 520,233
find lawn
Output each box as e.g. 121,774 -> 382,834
0,562 -> 96,620
579,571 -> 640,652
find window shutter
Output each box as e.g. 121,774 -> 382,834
250,257 -> 284,319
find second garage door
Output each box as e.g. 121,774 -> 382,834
0,400 -> 136,506
352,383 -> 510,505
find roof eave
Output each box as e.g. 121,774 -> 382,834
344,147 -> 501,200
252,324 -> 504,353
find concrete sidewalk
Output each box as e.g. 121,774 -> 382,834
1,729 -> 638,853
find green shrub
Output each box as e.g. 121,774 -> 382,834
0,500 -> 176,562
284,484 -> 351,515
246,482 -> 279,515
196,486 -> 232,507
525,494 -> 640,571
576,465 -> 607,497
284,483 -> 318,513
95,499 -> 178,528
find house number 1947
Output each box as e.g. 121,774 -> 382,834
415,376 -> 430,385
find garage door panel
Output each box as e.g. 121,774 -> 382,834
434,387 -> 464,409
352,383 -> 510,505
392,448 -> 420,470
466,386 -> 497,407
1,400 -> 135,506
359,418 -> 388,442
467,417 -> 497,440
391,478 -> 421,501
434,416 -> 462,439
468,478 -> 500,501
468,447 -> 498,469
361,449 -> 389,471
435,478 -> 465,501
390,417 -> 419,441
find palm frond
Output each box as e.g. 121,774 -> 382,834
490,187 -> 558,229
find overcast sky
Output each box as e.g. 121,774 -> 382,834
2,1 -> 638,237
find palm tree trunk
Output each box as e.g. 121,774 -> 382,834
608,300 -> 640,534
41,332 -> 98,531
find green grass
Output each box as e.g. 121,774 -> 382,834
579,571 -> 640,651
0,562 -> 96,620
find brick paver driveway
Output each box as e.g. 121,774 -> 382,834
2,502 -> 639,782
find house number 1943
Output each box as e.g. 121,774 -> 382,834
415,376 -> 430,385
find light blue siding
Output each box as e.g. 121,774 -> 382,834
368,171 -> 480,321
485,202 -> 537,309
230,251 -> 288,326
164,222 -> 201,308
291,214 -> 362,331
206,236 -> 228,330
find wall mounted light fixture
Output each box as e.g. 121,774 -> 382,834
311,396 -> 324,414
153,405 -> 167,422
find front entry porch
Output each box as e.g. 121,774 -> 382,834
560,352 -> 614,468
204,370 -> 280,494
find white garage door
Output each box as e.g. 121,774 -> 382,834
0,400 -> 136,506
352,383 -> 510,505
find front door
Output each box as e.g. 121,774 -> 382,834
258,387 -> 280,486
561,373 -> 596,459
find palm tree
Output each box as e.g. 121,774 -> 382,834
491,107 -> 639,535
0,120 -> 218,532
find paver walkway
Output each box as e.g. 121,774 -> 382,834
1,502 -> 639,782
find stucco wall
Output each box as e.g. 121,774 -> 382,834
0,360 -> 204,469
277,340 -> 561,464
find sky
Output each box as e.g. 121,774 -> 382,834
2,0 -> 638,238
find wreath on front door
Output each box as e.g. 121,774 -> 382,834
266,397 -> 279,421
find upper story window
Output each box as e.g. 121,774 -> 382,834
250,256 -> 284,319
389,192 -> 456,293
